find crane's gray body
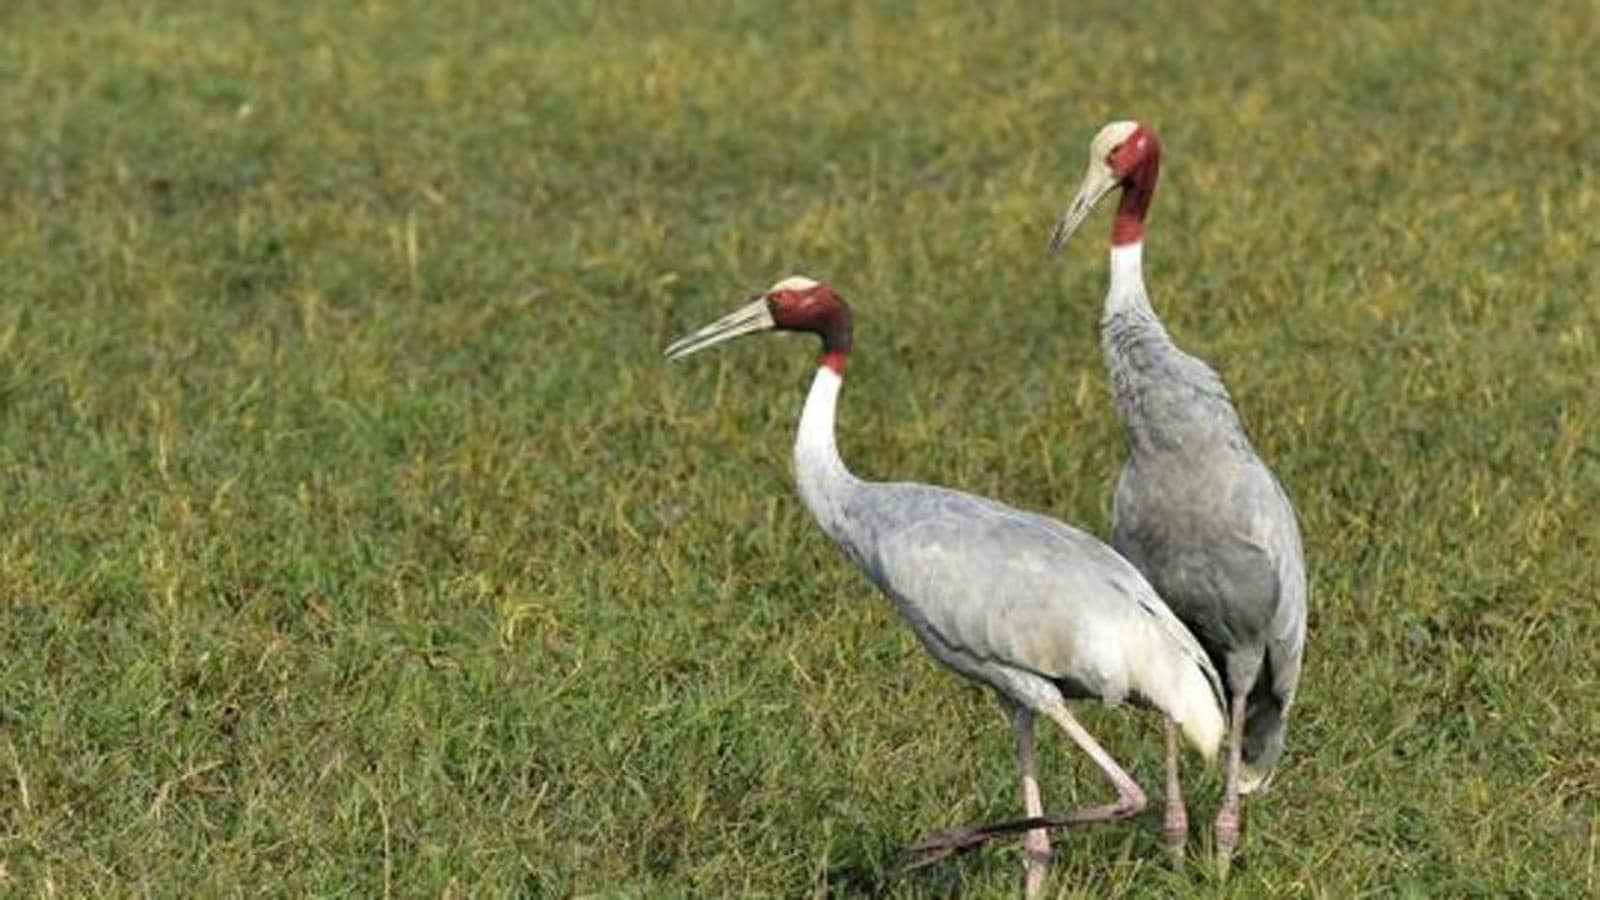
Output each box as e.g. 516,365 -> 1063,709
1100,249 -> 1307,784
836,479 -> 1219,713
794,368 -> 1226,751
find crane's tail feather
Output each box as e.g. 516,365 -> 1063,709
1172,661 -> 1226,762
1130,610 -> 1226,761
1239,671 -> 1289,794
1239,764 -> 1274,795
1114,583 -> 1228,761
1131,617 -> 1226,760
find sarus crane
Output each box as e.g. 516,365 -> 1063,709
666,276 -> 1226,895
1049,120 -> 1309,869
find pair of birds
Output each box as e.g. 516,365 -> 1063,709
666,121 -> 1306,893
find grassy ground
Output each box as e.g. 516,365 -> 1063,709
1,0 -> 1596,895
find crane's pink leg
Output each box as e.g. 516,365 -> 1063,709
1214,694 -> 1247,873
1162,717 -> 1188,863
1037,701 -> 1148,822
904,702 -> 1147,867
1014,708 -> 1050,898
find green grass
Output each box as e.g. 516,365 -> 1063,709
1,0 -> 1596,895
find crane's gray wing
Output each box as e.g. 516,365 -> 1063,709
1258,470 -> 1307,708
1232,466 -> 1307,786
1113,457 -> 1303,672
847,483 -> 1219,705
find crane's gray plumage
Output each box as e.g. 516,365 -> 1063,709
791,357 -> 1227,755
1050,121 -> 1308,819
1047,122 -> 1312,873
665,275 -> 1229,890
817,476 -> 1225,737
1103,285 -> 1307,789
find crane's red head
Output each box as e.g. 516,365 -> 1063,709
1104,122 -> 1161,183
1049,120 -> 1163,251
663,275 -> 854,374
764,276 -> 852,372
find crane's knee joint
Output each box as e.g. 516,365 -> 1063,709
1121,785 -> 1149,815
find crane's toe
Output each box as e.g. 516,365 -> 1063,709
906,824 -> 998,859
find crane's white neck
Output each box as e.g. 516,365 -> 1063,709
1105,241 -> 1153,318
793,366 -> 855,539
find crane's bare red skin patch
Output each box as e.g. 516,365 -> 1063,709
767,283 -> 853,372
1110,124 -> 1161,247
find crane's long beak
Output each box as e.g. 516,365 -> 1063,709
664,298 -> 776,360
1048,162 -> 1119,254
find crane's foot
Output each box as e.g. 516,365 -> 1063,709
1212,694 -> 1247,878
1160,716 -> 1188,867
1022,856 -> 1048,898
1213,806 -> 1241,877
1162,796 -> 1188,866
1021,829 -> 1051,898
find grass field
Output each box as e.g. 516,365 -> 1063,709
1,1 -> 1597,895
